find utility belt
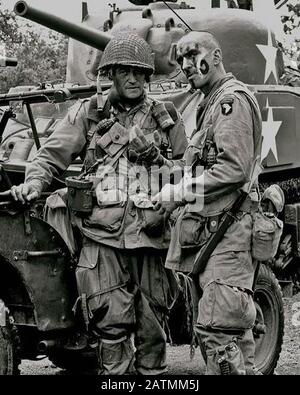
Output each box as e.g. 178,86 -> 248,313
180,190 -> 283,265
65,176 -> 166,237
178,195 -> 259,250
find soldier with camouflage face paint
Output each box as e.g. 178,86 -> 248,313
153,31 -> 263,375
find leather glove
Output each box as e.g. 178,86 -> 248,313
129,126 -> 172,167
129,125 -> 151,153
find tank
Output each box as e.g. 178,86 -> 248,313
5,0 -> 297,291
0,0 -> 298,375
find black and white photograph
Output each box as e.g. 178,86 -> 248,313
0,0 -> 299,381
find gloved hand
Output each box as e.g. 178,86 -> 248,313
129,125 -> 151,154
10,179 -> 43,204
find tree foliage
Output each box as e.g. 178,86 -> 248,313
281,2 -> 300,34
281,2 -> 300,63
0,3 -> 68,93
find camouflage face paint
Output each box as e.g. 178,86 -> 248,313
195,52 -> 211,76
176,40 -> 214,89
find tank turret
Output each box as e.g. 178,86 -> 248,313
14,1 -> 285,86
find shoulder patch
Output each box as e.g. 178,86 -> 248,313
220,95 -> 234,116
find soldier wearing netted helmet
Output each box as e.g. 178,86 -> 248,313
99,33 -> 155,79
11,33 -> 188,375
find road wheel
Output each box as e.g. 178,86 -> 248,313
0,300 -> 20,375
253,263 -> 284,375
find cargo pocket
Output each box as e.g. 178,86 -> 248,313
198,281 -> 256,331
252,211 -> 283,261
131,194 -> 165,236
83,189 -> 127,233
76,243 -> 101,310
178,212 -> 208,249
44,189 -> 77,255
139,208 -> 165,236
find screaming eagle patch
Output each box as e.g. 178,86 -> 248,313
220,96 -> 234,116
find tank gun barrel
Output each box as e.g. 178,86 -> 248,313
0,57 -> 18,67
14,1 -> 112,51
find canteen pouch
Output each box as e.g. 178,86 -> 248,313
252,211 -> 283,261
65,176 -> 93,215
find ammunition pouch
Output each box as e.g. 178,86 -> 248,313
65,176 -> 93,215
178,212 -> 209,249
185,126 -> 217,172
152,101 -> 175,130
97,122 -> 129,157
84,189 -> 127,233
79,121 -> 130,230
251,210 -> 283,261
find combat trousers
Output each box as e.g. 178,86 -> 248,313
76,240 -> 178,375
238,329 -> 263,375
194,250 -> 257,375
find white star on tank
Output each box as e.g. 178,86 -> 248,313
261,99 -> 282,161
256,30 -> 278,84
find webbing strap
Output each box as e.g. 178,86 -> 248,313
87,281 -> 129,301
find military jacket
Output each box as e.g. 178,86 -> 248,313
175,74 -> 262,215
166,74 -> 262,271
26,90 -> 187,250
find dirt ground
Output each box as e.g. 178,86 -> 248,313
275,292 -> 300,375
19,292 -> 300,376
167,292 -> 300,375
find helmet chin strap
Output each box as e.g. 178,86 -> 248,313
96,72 -> 105,112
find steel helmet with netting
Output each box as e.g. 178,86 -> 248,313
262,184 -> 285,213
99,33 -> 155,75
